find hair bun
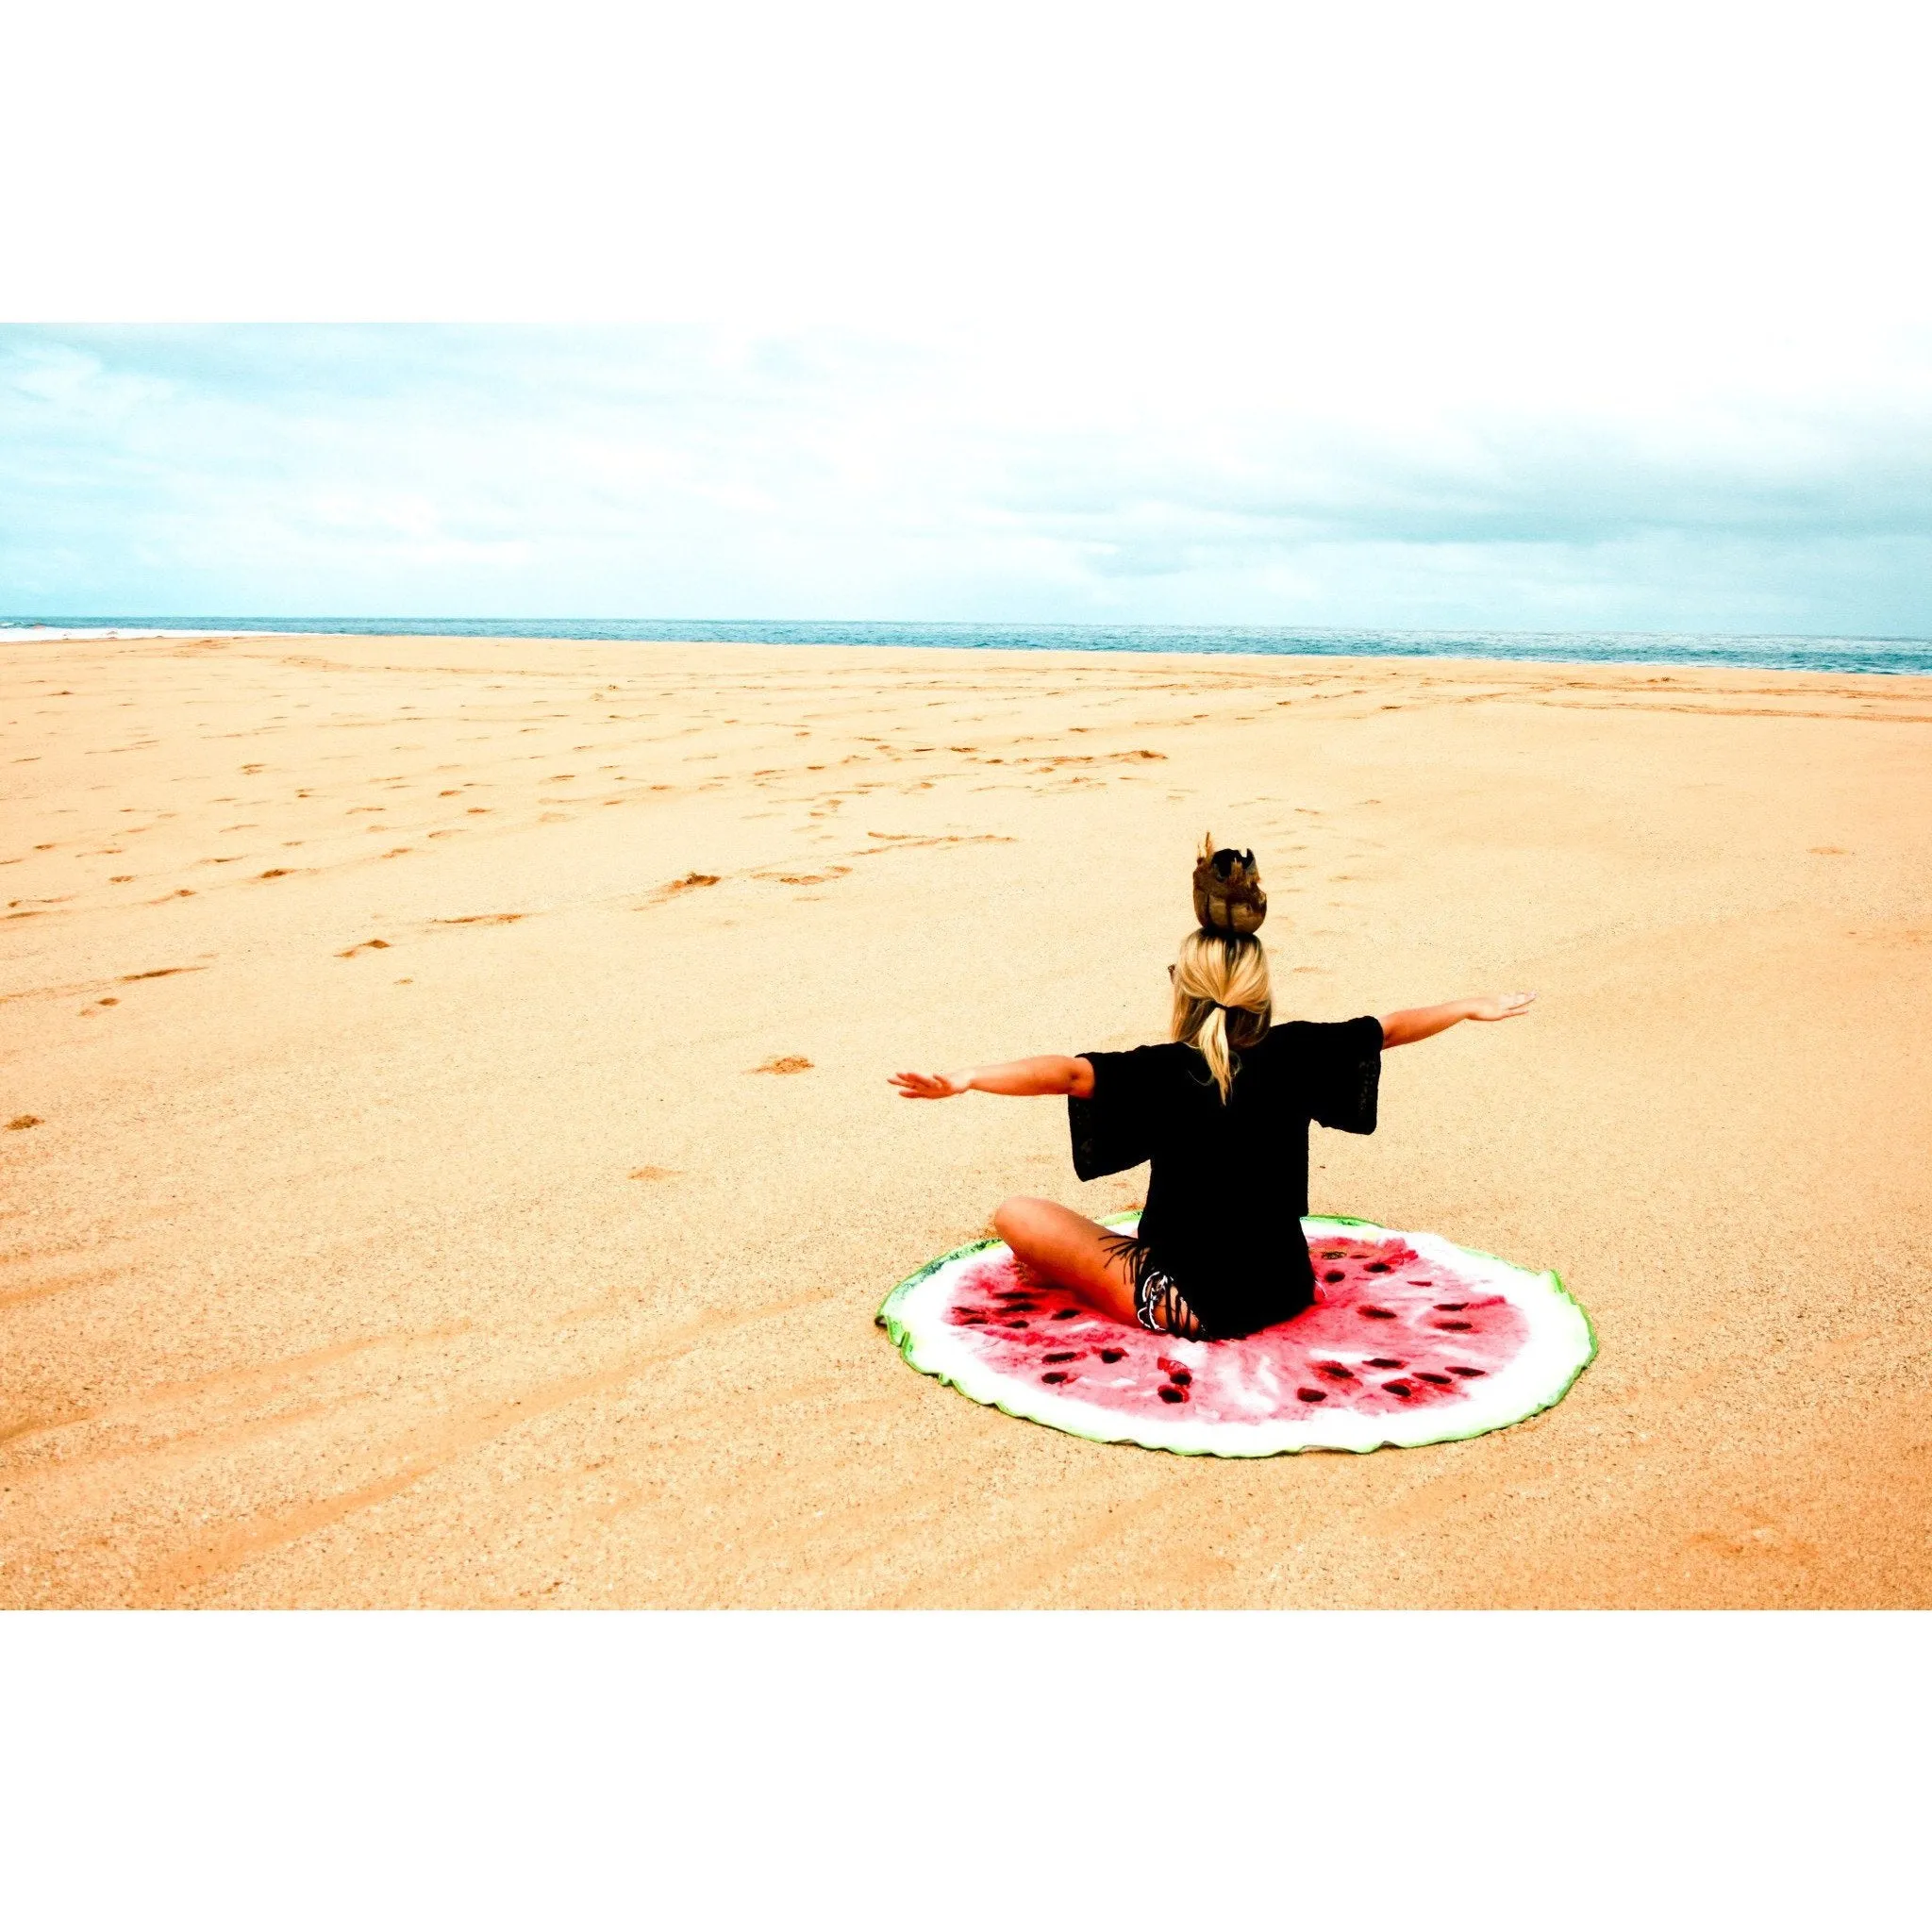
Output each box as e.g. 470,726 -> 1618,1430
1192,832 -> 1267,936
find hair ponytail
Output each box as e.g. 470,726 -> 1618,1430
1170,929 -> 1272,1101
1192,1002 -> 1234,1101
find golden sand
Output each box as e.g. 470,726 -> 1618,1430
4,633 -> 1929,1607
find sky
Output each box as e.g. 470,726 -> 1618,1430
4,2 -> 1928,634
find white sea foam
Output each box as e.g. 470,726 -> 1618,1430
0,626 -> 276,641
2,620 -> 1924,675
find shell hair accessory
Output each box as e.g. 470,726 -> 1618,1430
1191,831 -> 1267,937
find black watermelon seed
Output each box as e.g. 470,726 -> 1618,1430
1100,1348 -> 1125,1363
1167,1368 -> 1192,1388
1320,1249 -> 1347,1258
1383,1380 -> 1414,1397
1043,1350 -> 1078,1363
1448,1366 -> 1486,1378
1005,1320 -> 1029,1329
1296,1388 -> 1327,1403
1434,1302 -> 1469,1312
1366,1357 -> 1405,1369
1360,1307 -> 1397,1320
1041,1371 -> 1074,1385
1316,1362 -> 1356,1381
1323,1270 -> 1346,1284
1052,1307 -> 1081,1321
1436,1320 -> 1474,1331
1158,1385 -> 1187,1404
1365,1262 -> 1391,1274
1418,1373 -> 1452,1386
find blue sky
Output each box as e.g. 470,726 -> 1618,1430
5,7 -> 1927,634
6,321 -> 1926,633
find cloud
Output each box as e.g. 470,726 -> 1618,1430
2,322 -> 1928,633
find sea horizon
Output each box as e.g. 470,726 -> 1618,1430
4,615 -> 1928,677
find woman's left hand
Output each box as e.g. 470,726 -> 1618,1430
890,1070 -> 972,1099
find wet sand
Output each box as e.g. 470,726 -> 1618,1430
4,632 -> 1929,1607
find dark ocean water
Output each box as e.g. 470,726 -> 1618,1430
4,617 -> 1928,675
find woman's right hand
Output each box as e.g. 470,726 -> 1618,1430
890,1070 -> 973,1099
1380,994 -> 1537,1047
1465,991 -> 1537,1023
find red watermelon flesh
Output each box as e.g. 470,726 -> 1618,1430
941,1233 -> 1528,1425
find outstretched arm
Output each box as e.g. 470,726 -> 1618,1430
1378,991 -> 1536,1048
890,1055 -> 1095,1100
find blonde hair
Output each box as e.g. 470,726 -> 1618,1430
1171,929 -> 1272,1102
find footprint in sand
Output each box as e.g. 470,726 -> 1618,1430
751,1056 -> 813,1074
339,938 -> 391,958
628,1165 -> 679,1181
8,1115 -> 42,1130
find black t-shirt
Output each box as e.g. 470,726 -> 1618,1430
1067,1017 -> 1384,1339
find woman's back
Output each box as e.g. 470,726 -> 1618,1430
1071,1016 -> 1385,1338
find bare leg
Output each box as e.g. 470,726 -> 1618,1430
991,1196 -> 1141,1328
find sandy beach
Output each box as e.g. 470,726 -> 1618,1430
3,631 -> 1928,1608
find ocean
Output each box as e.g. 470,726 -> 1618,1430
3,617 -> 1928,676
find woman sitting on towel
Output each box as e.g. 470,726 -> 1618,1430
890,836 -> 1534,1341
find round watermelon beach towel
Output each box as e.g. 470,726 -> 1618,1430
875,1214 -> 1595,1457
